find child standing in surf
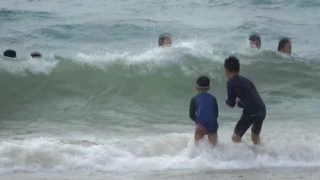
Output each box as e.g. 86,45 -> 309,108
224,56 -> 266,145
189,76 -> 219,146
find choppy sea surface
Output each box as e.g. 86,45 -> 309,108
0,0 -> 320,175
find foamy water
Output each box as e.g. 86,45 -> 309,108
1,119 -> 320,173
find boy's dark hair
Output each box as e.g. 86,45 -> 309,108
30,51 -> 42,58
249,33 -> 261,41
196,76 -> 210,88
278,38 -> 290,51
224,56 -> 240,73
3,49 -> 16,58
158,32 -> 172,46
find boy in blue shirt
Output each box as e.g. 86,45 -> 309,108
189,76 -> 219,146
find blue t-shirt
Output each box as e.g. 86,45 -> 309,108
189,92 -> 219,132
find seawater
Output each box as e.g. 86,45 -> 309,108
0,0 -> 320,174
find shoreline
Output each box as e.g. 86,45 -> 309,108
1,167 -> 320,180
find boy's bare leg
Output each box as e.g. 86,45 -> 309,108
232,133 -> 241,143
251,132 -> 260,145
194,124 -> 206,144
208,133 -> 218,146
194,132 -> 204,145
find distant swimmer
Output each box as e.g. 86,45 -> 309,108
189,76 -> 219,146
224,56 -> 266,145
3,49 -> 16,58
30,51 -> 42,58
278,38 -> 292,55
249,33 -> 261,49
158,33 -> 172,47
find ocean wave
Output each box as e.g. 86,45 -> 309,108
0,57 -> 57,76
0,40 -> 319,110
0,40 -> 318,91
0,8 -> 56,21
1,125 -> 320,173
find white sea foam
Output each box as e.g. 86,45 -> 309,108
1,120 -> 320,173
0,57 -> 58,75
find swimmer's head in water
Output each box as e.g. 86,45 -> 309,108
30,51 -> 42,58
278,38 -> 292,55
196,75 -> 210,91
158,33 -> 172,47
3,49 -> 16,58
249,33 -> 261,49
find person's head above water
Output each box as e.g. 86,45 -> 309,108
224,56 -> 240,80
3,49 -> 16,58
158,33 -> 172,47
278,38 -> 292,55
30,51 -> 42,58
249,33 -> 261,49
196,75 -> 210,92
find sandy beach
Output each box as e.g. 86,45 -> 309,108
1,167 -> 320,180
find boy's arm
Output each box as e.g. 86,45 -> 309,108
215,98 -> 219,118
189,97 -> 196,122
225,82 -> 236,108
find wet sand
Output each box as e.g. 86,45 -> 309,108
1,167 -> 320,180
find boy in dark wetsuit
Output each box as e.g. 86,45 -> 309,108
224,56 -> 266,145
189,76 -> 219,146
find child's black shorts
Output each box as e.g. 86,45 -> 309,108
234,113 -> 266,137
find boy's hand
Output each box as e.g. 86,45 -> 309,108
236,98 -> 245,108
